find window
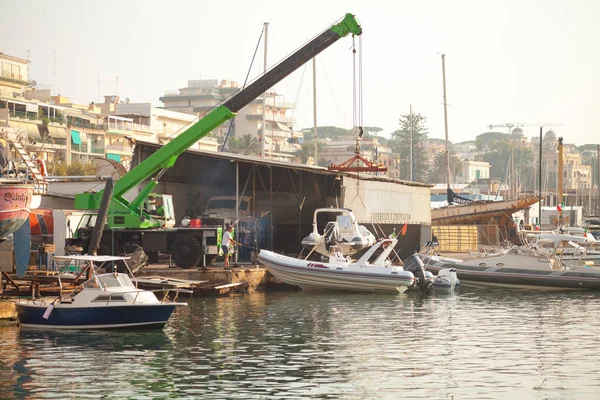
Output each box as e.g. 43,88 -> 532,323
98,274 -> 122,288
11,64 -> 20,79
92,294 -> 126,302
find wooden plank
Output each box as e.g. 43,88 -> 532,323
213,282 -> 245,290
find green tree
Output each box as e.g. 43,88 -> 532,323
482,141 -> 536,191
301,126 -> 350,140
226,134 -> 262,156
475,131 -> 508,152
482,140 -> 510,179
294,141 -> 326,165
47,161 -> 96,176
390,113 -> 429,182
427,149 -> 462,184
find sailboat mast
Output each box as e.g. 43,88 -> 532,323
261,22 -> 269,158
441,54 -> 451,188
558,137 -> 564,226
538,126 -> 543,228
409,104 -> 413,182
313,57 -> 318,165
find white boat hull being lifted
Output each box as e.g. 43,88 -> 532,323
301,207 -> 376,258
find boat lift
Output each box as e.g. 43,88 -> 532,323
327,127 -> 387,173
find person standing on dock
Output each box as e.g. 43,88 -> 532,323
222,225 -> 240,269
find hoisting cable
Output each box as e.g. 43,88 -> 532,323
221,26 -> 265,152
352,35 -> 357,129
359,34 -> 364,128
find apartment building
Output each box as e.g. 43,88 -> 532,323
160,79 -> 300,159
0,53 -> 29,99
115,102 -> 218,152
457,160 -> 491,183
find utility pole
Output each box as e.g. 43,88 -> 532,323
51,51 -> 58,96
441,54 -> 451,188
261,22 -> 269,158
97,73 -> 101,103
313,57 -> 318,166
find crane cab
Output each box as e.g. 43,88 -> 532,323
144,193 -> 175,228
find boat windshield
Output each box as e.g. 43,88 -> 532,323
81,276 -> 101,289
336,215 -> 353,231
96,273 -> 135,289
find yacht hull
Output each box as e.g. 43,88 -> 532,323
16,303 -> 179,330
422,255 -> 600,290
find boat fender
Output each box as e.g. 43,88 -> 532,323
42,301 -> 56,320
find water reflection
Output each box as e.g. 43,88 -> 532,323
1,289 -> 600,399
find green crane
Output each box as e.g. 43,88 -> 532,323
74,13 -> 362,231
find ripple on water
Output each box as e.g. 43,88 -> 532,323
2,289 -> 600,399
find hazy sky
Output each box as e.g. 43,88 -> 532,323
2,0 -> 599,145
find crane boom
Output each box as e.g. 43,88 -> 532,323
74,14 -> 361,229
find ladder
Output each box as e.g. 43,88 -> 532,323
9,140 -> 48,194
11,141 -> 45,181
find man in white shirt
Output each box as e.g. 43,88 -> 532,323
222,225 -> 240,269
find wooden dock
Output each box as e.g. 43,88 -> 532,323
135,276 -> 248,297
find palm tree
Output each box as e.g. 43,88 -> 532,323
294,141 -> 326,165
226,134 -> 262,156
428,149 -> 462,184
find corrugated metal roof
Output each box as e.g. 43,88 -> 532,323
134,140 -> 432,188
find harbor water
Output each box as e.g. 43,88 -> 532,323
1,288 -> 600,399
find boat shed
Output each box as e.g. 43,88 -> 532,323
131,141 -> 432,259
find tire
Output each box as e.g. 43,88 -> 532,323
171,235 -> 202,269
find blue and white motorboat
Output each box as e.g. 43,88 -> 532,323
15,255 -> 187,330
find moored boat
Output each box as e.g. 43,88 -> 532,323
420,243 -> 600,290
0,182 -> 33,240
260,238 -> 416,294
15,255 -> 187,329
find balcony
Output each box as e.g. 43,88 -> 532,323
133,123 -> 152,134
106,141 -> 133,154
68,116 -> 106,131
91,144 -> 105,154
71,142 -> 89,153
8,108 -> 65,125
245,113 -> 296,125
0,71 -> 29,86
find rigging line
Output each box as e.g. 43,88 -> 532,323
317,57 -> 346,126
222,26 -> 265,152
359,34 -> 363,127
288,63 -> 308,123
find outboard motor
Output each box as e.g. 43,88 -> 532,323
434,268 -> 460,292
403,254 -> 434,293
323,222 -> 339,250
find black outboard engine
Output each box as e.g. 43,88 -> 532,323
403,254 -> 434,293
323,222 -> 338,250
